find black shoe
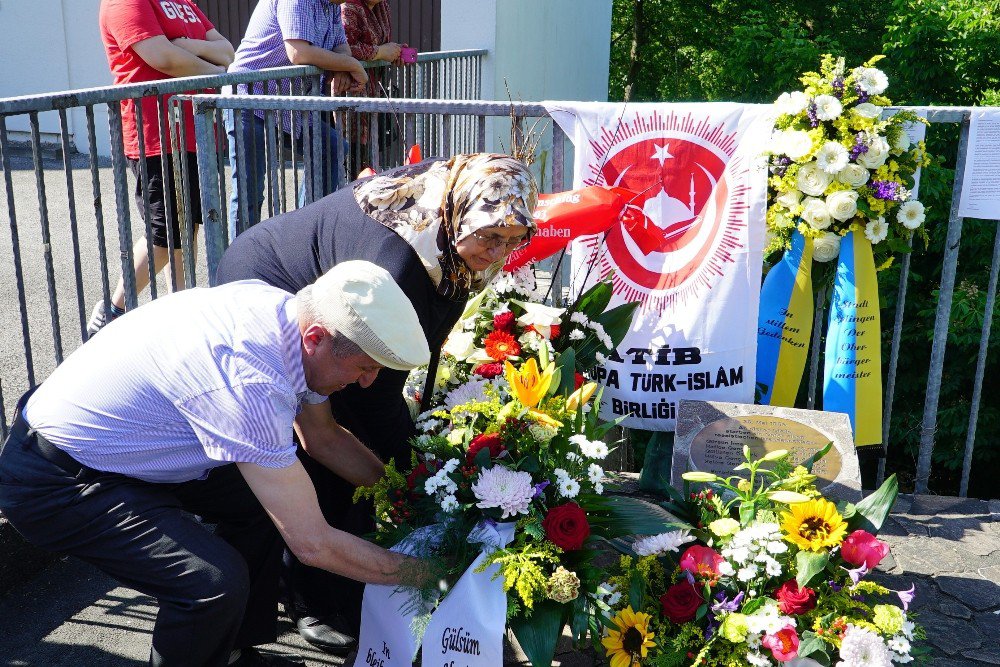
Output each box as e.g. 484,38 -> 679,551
230,647 -> 305,666
296,615 -> 358,655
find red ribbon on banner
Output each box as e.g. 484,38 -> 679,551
503,186 -> 635,271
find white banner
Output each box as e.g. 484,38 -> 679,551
545,102 -> 775,430
354,522 -> 515,667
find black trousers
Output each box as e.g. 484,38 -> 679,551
0,395 -> 283,667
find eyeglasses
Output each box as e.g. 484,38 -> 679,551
470,230 -> 530,253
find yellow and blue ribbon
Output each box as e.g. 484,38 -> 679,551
823,231 -> 883,446
756,229 -> 814,406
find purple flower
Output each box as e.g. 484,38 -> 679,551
832,76 -> 845,99
711,591 -> 745,616
896,583 -> 916,611
849,133 -> 870,161
843,562 -> 869,585
855,85 -> 871,103
828,580 -> 843,593
807,102 -> 819,128
871,180 -> 902,201
684,570 -> 696,585
532,480 -> 550,499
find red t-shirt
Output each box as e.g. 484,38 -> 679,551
100,0 -> 214,158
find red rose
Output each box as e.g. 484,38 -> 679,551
466,433 -> 506,463
406,462 -> 431,490
493,311 -> 515,332
573,372 -> 585,390
542,502 -> 590,551
474,362 -> 504,379
679,545 -> 724,580
659,581 -> 703,624
840,530 -> 890,569
774,579 -> 817,615
549,324 -> 561,339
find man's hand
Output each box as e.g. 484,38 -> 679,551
330,70 -> 365,96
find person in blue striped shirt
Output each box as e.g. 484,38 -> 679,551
0,261 -> 428,667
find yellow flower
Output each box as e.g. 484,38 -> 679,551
566,382 -> 598,411
504,358 -> 555,408
527,408 -> 563,429
780,498 -> 848,551
602,606 -> 656,667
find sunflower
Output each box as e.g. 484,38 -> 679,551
780,498 -> 848,551
483,330 -> 521,361
602,606 -> 656,667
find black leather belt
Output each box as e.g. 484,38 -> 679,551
6,387 -> 90,478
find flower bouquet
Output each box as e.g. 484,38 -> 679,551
599,447 -> 922,667
765,54 -> 929,267
362,274 -> 663,665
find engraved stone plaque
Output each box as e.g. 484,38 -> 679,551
672,400 -> 861,500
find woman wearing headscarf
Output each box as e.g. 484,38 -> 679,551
215,153 -> 537,654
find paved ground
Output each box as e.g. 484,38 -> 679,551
1,490 -> 997,666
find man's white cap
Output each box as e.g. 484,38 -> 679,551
313,260 -> 430,370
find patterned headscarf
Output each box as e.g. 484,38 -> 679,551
354,153 -> 538,301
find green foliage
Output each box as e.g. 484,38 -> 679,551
609,0 -> 1000,495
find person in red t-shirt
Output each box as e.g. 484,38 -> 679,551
90,0 -> 235,337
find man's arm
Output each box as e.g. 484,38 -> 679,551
284,38 -> 368,89
294,400 -> 384,487
132,35 -> 227,77
237,460 -> 420,584
170,29 -> 235,67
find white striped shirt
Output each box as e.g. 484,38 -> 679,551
24,281 -> 326,483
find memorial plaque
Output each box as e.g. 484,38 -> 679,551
672,400 -> 862,500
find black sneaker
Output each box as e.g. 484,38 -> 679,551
230,647 -> 305,666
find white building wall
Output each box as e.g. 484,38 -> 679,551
440,0 -> 611,189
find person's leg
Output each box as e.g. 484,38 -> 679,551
0,440 -> 252,667
227,109 -> 267,240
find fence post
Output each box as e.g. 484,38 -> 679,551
193,100 -> 225,285
915,112 -> 971,494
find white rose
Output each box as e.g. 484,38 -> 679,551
837,163 -> 870,187
813,94 -> 843,121
801,197 -> 833,230
796,162 -> 834,196
775,91 -> 808,116
853,103 -> 883,119
858,135 -> 890,169
771,212 -> 795,229
775,189 -> 803,210
897,200 -> 926,229
815,141 -> 849,174
776,129 -> 813,160
812,232 -> 842,262
826,190 -> 859,222
442,331 -> 476,361
853,67 -> 889,95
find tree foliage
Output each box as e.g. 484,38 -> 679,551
609,0 -> 1000,496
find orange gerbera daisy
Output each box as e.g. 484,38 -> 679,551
484,330 -> 521,361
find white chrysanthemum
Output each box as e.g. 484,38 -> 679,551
578,438 -> 609,460
801,197 -> 833,230
853,67 -> 889,95
418,418 -> 441,433
853,102 -> 883,119
569,328 -> 585,341
632,530 -> 695,556
726,546 -> 751,564
746,651 -> 772,667
440,495 -> 460,513
558,476 -> 581,498
826,190 -> 859,222
745,600 -> 796,635
737,564 -> 759,581
865,216 -> 889,244
813,232 -> 842,263
776,129 -> 814,160
835,625 -> 893,667
565,452 -> 583,464
594,481 -> 604,495
775,90 -> 809,116
762,556 -> 782,577
588,463 -> 605,484
816,141 -> 849,174
814,94 -> 843,121
554,467 -> 571,481
796,161 -> 834,197
569,311 -> 589,324
897,200 -> 925,230
766,540 -> 788,555
718,561 -> 735,577
444,378 -> 488,412
472,466 -> 535,518
887,636 -> 911,655
595,352 -> 608,365
837,163 -> 870,187
858,135 -> 890,169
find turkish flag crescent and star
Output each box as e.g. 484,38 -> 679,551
545,101 -> 775,431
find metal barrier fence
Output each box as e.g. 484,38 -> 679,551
0,50 -> 485,435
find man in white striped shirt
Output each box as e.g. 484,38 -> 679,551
0,261 -> 428,667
